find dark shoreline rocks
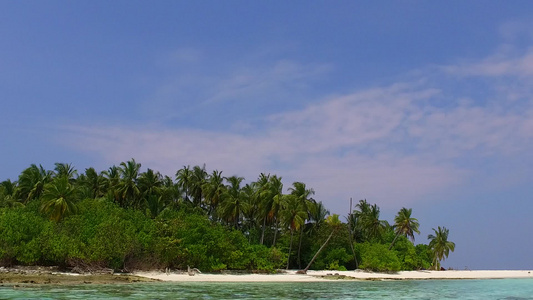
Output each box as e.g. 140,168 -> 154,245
0,266 -> 159,285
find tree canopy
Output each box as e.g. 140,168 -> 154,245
0,160 -> 455,272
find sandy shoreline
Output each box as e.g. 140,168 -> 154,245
1,267 -> 531,284
134,270 -> 533,282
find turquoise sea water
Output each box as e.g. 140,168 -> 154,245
1,279 -> 532,299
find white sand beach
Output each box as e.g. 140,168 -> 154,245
135,270 -> 533,282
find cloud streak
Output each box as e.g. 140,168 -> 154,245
58,44 -> 533,214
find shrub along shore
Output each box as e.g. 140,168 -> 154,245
0,160 -> 455,273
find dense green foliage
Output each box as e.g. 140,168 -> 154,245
0,160 -> 454,272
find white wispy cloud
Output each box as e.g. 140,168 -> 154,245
58,43 -> 533,213
143,51 -> 332,123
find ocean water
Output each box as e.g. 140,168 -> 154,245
1,279 -> 532,299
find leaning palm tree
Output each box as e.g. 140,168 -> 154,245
389,207 -> 420,249
428,226 -> 456,270
40,176 -> 79,222
299,214 -> 341,274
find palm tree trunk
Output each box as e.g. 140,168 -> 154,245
260,217 -> 267,245
286,229 -> 294,270
297,226 -> 304,269
389,233 -> 400,250
272,218 -> 278,247
301,229 -> 336,273
347,228 -> 359,269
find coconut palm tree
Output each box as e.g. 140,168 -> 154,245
138,168 -> 163,214
288,182 -> 315,268
354,200 -> 388,242
219,175 -> 245,228
117,159 -> 141,208
190,165 -> 208,208
389,207 -> 420,249
17,164 -> 52,203
158,175 -> 180,210
267,175 -> 284,246
308,201 -> 329,235
0,179 -> 23,208
103,165 -> 121,204
79,167 -> 107,199
300,214 -> 341,273
54,163 -> 77,182
352,199 -> 370,241
40,176 -> 79,222
176,165 -> 193,204
256,173 -> 272,245
428,226 -> 456,270
280,194 -> 307,269
203,170 -> 226,219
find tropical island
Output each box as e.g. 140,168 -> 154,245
0,159 -> 456,277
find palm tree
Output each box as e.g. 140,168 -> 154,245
428,226 -> 455,270
354,200 -> 388,242
176,166 -> 192,204
203,170 -> 226,218
0,179 -> 23,208
300,214 -> 341,274
241,182 -> 262,241
267,175 -> 284,246
103,165 -> 121,204
117,159 -> 141,208
288,182 -> 315,268
190,165 -> 208,208
80,167 -> 107,199
138,168 -> 163,214
138,169 -> 163,197
159,175 -> 180,210
280,194 -> 307,269
54,163 -> 77,182
17,164 -> 52,203
308,201 -> 329,234
219,175 -> 245,228
389,207 -> 420,249
40,176 -> 79,222
256,173 -> 272,245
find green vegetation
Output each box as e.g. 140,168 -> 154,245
0,160 -> 454,272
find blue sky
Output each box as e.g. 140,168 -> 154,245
1,1 -> 533,270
